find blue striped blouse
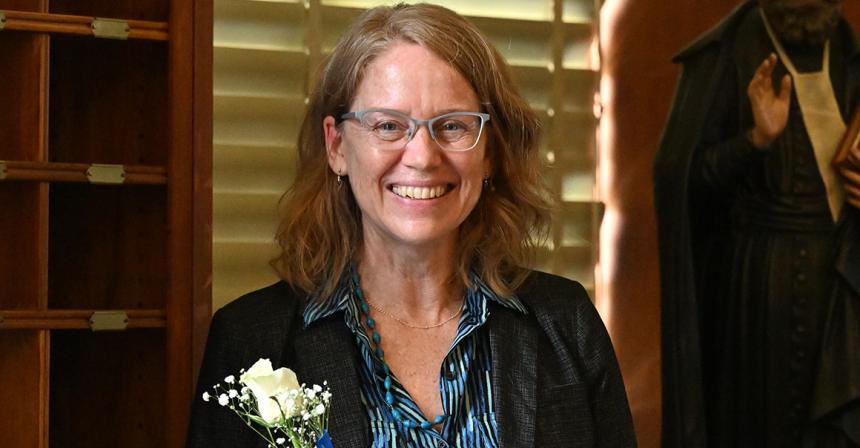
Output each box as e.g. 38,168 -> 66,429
303,271 -> 527,448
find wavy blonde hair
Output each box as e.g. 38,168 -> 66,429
273,3 -> 552,300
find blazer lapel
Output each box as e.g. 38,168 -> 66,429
292,314 -> 370,448
488,303 -> 537,448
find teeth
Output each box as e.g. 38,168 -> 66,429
392,185 -> 448,199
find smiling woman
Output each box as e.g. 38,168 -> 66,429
188,4 -> 636,448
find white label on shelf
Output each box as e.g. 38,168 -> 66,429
87,164 -> 126,184
91,18 -> 130,40
89,311 -> 129,331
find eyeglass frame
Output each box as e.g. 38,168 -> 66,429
339,108 -> 491,152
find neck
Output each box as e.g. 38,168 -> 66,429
357,233 -> 465,321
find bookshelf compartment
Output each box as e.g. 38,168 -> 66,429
0,0 -> 209,445
0,330 -> 46,447
0,184 -> 45,309
48,35 -> 168,166
0,0 -> 45,12
0,33 -> 46,161
50,330 -> 166,447
48,184 -> 167,310
49,0 -> 168,22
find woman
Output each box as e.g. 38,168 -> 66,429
188,4 -> 635,447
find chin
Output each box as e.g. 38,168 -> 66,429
384,221 -> 461,248
763,0 -> 842,44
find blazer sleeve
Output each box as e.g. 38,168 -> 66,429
186,309 -> 262,448
186,283 -> 300,448
571,283 -> 638,447
528,272 -> 637,447
578,290 -> 636,448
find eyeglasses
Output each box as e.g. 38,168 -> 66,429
340,108 -> 490,152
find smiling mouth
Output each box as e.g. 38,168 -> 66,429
390,185 -> 451,200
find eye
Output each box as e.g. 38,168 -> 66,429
365,114 -> 410,142
374,121 -> 404,132
440,120 -> 467,132
434,118 -> 474,141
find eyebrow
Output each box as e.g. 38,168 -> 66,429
362,107 -> 482,117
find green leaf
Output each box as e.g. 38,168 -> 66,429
246,414 -> 272,428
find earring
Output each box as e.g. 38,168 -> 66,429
483,176 -> 495,192
483,176 -> 491,189
337,174 -> 342,185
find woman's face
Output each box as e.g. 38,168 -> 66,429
324,42 -> 490,252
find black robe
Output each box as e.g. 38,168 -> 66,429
653,2 -> 860,446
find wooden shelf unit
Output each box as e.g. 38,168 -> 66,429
0,0 -> 211,446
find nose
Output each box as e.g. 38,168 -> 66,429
401,124 -> 442,170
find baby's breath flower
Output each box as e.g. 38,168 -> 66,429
322,391 -> 332,401
218,394 -> 229,406
313,384 -> 322,393
306,389 -> 317,400
313,403 -> 326,416
302,412 -> 311,421
225,375 -> 235,384
276,437 -> 285,445
202,391 -> 210,402
228,389 -> 238,398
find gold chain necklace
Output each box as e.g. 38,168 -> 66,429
365,298 -> 465,330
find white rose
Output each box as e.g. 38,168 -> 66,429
239,358 -> 302,425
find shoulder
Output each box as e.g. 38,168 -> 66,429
210,281 -> 305,344
673,0 -> 755,63
513,270 -> 606,343
515,270 -> 592,318
198,281 -> 307,383
513,271 -> 624,390
836,16 -> 860,62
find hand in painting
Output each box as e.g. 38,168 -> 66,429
836,152 -> 860,208
747,53 -> 792,149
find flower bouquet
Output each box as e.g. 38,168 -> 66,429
203,358 -> 333,448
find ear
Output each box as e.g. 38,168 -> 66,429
324,116 -> 347,175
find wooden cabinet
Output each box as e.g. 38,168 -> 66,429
0,0 -> 211,446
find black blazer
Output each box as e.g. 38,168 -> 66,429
186,271 -> 637,447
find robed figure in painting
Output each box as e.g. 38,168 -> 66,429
654,0 -> 860,446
